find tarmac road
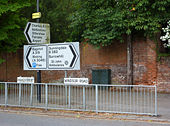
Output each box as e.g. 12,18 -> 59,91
0,111 -> 169,126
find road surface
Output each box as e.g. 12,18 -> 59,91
0,111 -> 169,126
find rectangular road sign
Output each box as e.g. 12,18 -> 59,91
17,76 -> 35,83
64,78 -> 89,85
24,42 -> 80,70
48,43 -> 79,70
24,45 -> 47,70
24,22 -> 50,44
32,12 -> 41,19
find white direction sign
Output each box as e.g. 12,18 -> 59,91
24,22 -> 50,44
48,43 -> 79,69
24,42 -> 80,70
24,45 -> 47,70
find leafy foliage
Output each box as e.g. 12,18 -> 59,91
0,0 -> 169,54
41,0 -> 79,42
0,0 -> 33,53
70,0 -> 170,47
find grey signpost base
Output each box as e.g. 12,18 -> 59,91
37,70 -> 41,103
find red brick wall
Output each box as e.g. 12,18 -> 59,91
133,38 -> 157,85
0,39 -> 170,92
157,57 -> 170,93
80,42 -> 127,84
0,53 -> 7,81
0,50 -> 37,82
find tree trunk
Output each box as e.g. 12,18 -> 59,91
127,34 -> 133,85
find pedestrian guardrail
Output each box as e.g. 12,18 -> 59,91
0,82 -> 157,116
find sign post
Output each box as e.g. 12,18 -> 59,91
24,0 -> 80,104
36,0 -> 41,103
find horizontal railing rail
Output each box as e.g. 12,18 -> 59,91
0,82 -> 157,116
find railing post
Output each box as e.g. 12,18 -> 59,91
155,85 -> 157,116
65,71 -> 67,105
5,82 -> 8,107
19,83 -> 22,105
45,84 -> 48,110
65,85 -> 67,104
30,84 -> 33,106
95,85 -> 98,113
83,86 -> 86,110
68,85 -> 71,109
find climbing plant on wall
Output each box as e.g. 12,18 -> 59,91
69,0 -> 170,47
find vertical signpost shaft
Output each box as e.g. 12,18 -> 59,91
36,0 -> 40,23
36,0 -> 41,103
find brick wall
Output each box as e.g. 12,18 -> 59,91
157,57 -> 170,93
133,38 -> 157,85
0,50 -> 37,82
0,39 -> 170,92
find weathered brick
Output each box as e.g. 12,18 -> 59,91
0,38 -> 170,92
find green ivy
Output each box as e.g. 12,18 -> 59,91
157,53 -> 170,61
69,0 -> 170,47
0,0 -> 33,53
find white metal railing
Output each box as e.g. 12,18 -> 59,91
0,82 -> 157,116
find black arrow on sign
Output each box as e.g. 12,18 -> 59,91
25,23 -> 31,43
26,47 -> 32,67
69,45 -> 77,67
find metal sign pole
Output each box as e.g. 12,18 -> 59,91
37,0 -> 40,23
36,0 -> 41,103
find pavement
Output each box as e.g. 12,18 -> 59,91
0,93 -> 170,124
